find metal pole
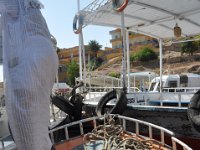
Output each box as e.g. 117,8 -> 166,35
77,0 -> 83,81
159,39 -> 163,106
121,11 -> 127,93
134,75 -> 135,92
126,30 -> 130,93
81,32 -> 87,90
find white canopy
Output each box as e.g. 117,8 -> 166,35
80,0 -> 200,39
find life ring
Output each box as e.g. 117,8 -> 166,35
112,0 -> 129,12
73,13 -> 83,34
96,89 -> 127,117
187,90 -> 200,132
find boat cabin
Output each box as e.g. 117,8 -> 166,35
149,73 -> 200,92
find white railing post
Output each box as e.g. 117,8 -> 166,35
136,122 -> 139,136
65,127 -> 69,140
80,123 -> 84,135
172,139 -> 177,150
178,93 -> 181,107
149,126 -> 152,139
123,118 -> 126,131
161,130 -> 165,146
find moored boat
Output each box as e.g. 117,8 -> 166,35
49,114 -> 192,150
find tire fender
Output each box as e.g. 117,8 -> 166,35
187,90 -> 200,132
96,89 -> 127,117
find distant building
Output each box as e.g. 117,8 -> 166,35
57,45 -> 98,82
109,28 -> 158,54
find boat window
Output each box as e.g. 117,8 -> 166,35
149,82 -> 156,91
169,81 -> 177,87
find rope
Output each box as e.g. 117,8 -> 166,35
83,115 -> 165,150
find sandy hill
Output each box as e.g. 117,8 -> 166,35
94,51 -> 200,76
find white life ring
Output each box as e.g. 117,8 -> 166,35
112,0 -> 129,12
73,14 -> 83,34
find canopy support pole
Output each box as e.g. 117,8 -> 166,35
126,30 -> 130,93
80,32 -> 87,90
121,11 -> 127,93
159,39 -> 163,106
77,0 -> 83,81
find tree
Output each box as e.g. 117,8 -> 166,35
181,41 -> 198,56
56,47 -> 61,53
88,40 -> 102,59
67,61 -> 79,86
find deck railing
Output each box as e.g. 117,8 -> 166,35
49,114 -> 192,150
84,86 -> 200,107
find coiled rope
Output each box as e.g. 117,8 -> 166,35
83,115 -> 164,150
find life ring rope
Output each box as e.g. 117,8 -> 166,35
112,0 -> 129,12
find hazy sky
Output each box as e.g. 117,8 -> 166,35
41,0 -> 114,49
0,0 -> 115,82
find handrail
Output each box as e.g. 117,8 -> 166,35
49,114 -> 192,150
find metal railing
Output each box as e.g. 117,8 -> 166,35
49,114 -> 192,150
84,86 -> 199,107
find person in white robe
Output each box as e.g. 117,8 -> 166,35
0,0 -> 58,149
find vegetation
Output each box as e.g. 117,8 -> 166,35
56,47 -> 61,53
108,72 -> 121,78
181,41 -> 199,56
67,61 -> 79,86
87,57 -> 104,71
130,47 -> 158,61
88,40 -> 102,59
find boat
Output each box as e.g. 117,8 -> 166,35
83,73 -> 200,106
1,0 -> 200,149
49,114 -> 192,150
71,0 -> 200,149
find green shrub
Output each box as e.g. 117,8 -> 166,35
67,61 -> 79,86
87,57 -> 103,71
130,47 -> 157,61
108,72 -> 120,78
181,41 -> 198,56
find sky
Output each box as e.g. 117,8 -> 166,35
41,0 -> 114,49
0,0 -> 115,82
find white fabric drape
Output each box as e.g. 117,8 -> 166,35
0,0 -> 58,149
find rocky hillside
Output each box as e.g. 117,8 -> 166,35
93,50 -> 200,76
